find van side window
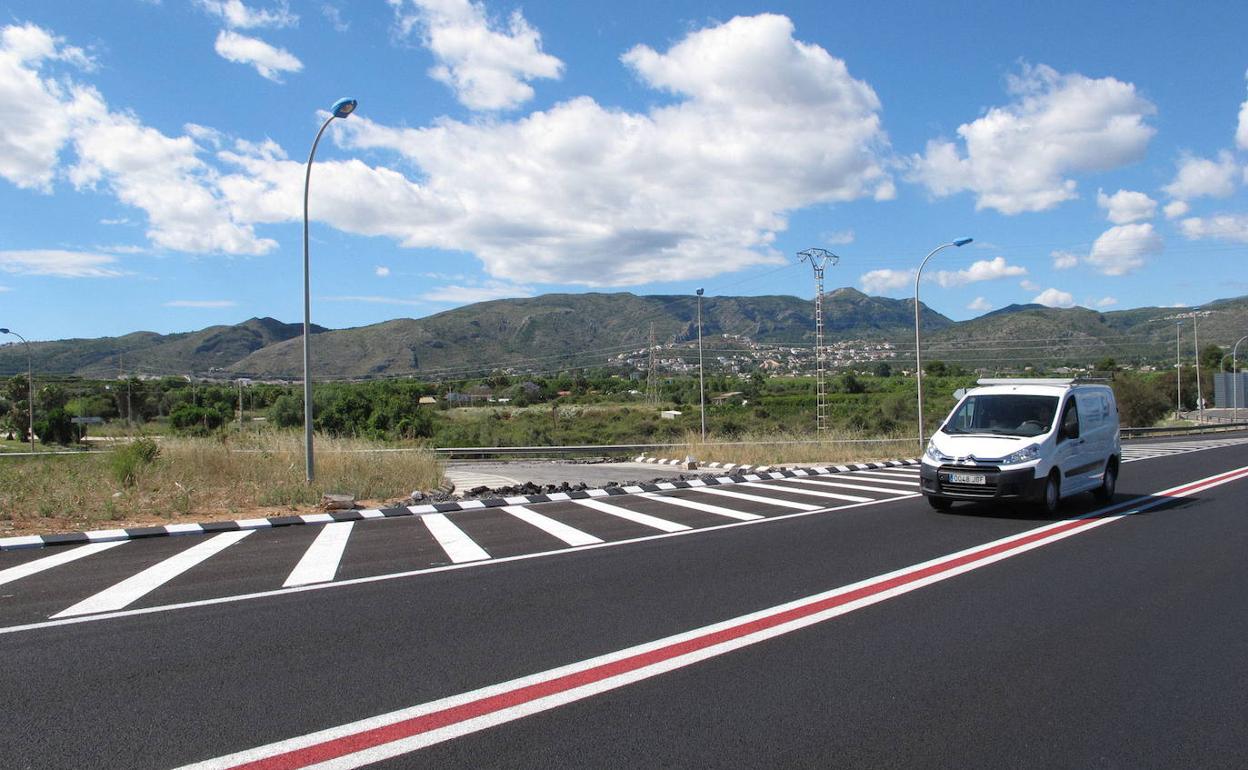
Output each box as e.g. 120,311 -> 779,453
1060,398 -> 1079,439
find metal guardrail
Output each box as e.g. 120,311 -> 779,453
1120,422 -> 1248,439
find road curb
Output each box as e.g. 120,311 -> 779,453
0,458 -> 921,551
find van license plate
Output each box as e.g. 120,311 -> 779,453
948,473 -> 986,485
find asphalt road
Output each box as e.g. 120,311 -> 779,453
2,436 -> 1247,768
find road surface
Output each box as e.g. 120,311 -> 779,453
2,434 -> 1247,768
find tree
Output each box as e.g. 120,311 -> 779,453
35,407 -> 78,446
1200,344 -> 1225,372
872,361 -> 892,378
924,360 -> 948,377
1094,357 -> 1118,373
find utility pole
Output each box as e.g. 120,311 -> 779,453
1194,315 -> 1203,423
696,288 -> 706,440
647,323 -> 658,404
797,248 -> 839,433
238,379 -> 244,427
1176,322 -> 1182,419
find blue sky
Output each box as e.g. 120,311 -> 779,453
2,0 -> 1247,341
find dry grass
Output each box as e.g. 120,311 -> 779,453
0,433 -> 443,536
674,430 -> 919,467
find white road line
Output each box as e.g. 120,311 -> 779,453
568,498 -> 691,533
774,477 -> 913,496
423,514 -> 491,563
52,530 -> 254,618
638,493 -> 763,521
283,522 -> 354,588
501,506 -> 603,547
841,471 -> 920,485
742,481 -> 871,503
688,486 -> 823,511
0,541 -> 128,588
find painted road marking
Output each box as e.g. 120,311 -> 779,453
501,506 -> 603,547
688,486 -> 823,511
0,541 -> 128,588
283,522 -> 355,588
568,499 -> 691,533
52,530 -> 254,618
838,471 -> 920,485
181,464 -> 1248,770
637,493 -> 764,521
773,477 -> 914,496
741,481 -> 871,504
422,514 -> 491,564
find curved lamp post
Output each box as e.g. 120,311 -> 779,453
0,328 -> 34,452
302,97 -> 357,483
913,237 -> 973,450
1233,335 -> 1247,423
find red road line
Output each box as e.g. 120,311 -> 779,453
197,464 -> 1248,770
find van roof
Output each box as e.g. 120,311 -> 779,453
975,378 -> 1110,386
965,379 -> 1114,398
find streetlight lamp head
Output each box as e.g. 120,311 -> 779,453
696,288 -> 704,296
953,237 -> 973,247
0,328 -> 9,334
331,98 -> 358,118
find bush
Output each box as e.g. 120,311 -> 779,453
35,407 -> 78,446
110,437 -> 161,487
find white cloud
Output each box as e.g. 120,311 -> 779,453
213,30 -> 302,82
330,14 -> 894,286
1163,200 -> 1190,219
1096,188 -> 1156,224
196,0 -> 297,29
163,299 -> 238,308
1179,214 -> 1248,243
929,256 -> 1026,288
418,282 -> 534,304
1094,296 -> 1118,308
321,295 -> 424,306
375,265 -> 391,277
821,229 -> 855,245
1019,279 -> 1041,292
391,0 -> 562,111
1162,151 -> 1237,199
0,285 -> 11,292
911,63 -> 1155,214
1085,223 -> 1162,276
0,249 -> 124,277
1051,250 -> 1079,269
0,24 -> 92,191
1238,71 -> 1248,150
322,4 -> 349,32
967,296 -> 993,312
860,268 -> 914,295
1032,288 -> 1075,308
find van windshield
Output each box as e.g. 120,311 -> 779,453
941,394 -> 1059,438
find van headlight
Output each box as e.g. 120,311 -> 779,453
925,442 -> 950,462
1002,444 -> 1040,465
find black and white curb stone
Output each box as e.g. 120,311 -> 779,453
0,458 -> 921,551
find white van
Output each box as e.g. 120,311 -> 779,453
919,378 -> 1121,513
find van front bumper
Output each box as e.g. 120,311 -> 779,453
920,463 -> 1047,501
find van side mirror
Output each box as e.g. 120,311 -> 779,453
1061,412 -> 1079,440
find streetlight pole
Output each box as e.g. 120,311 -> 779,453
914,237 -> 973,450
301,97 -> 357,483
1176,322 -> 1182,419
0,328 -> 34,452
1193,315 -> 1203,424
696,288 -> 706,441
1233,335 -> 1247,423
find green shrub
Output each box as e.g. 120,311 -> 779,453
110,437 -> 161,487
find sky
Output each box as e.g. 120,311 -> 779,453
2,0 -> 1248,342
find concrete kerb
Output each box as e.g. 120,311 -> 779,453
0,458 -> 921,551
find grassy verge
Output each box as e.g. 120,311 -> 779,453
675,430 -> 918,467
0,433 -> 443,536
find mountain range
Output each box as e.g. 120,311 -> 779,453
2,289 -> 1245,380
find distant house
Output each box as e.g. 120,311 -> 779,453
444,392 -> 474,405
556,390 -> 572,397
519,381 -> 542,395
418,396 -> 437,406
711,391 -> 743,405
660,410 -> 682,420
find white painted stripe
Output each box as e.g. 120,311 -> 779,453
300,513 -> 336,524
586,489 -> 609,498
504,496 -> 532,505
638,493 -> 763,521
501,506 -> 603,547
283,522 -> 354,587
568,498 -> 691,533
422,514 -> 490,563
407,505 -> 437,515
84,529 -> 129,542
743,481 -> 871,503
842,471 -> 921,485
0,535 -> 44,550
688,486 -> 823,511
0,541 -> 128,587
457,500 -> 486,510
546,492 -> 571,501
622,486 -> 644,494
235,518 -> 272,529
164,523 -> 204,535
686,479 -> 706,487
773,477 -> 912,497
53,530 -> 254,618
358,510 -> 385,519
742,474 -> 761,481
655,482 -> 676,490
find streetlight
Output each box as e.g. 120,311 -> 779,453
913,237 -> 973,450
1233,335 -> 1247,423
1176,322 -> 1182,420
301,96 -> 357,483
696,288 -> 706,441
0,328 -> 34,452
1193,315 -> 1203,423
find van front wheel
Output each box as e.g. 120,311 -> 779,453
1039,472 -> 1061,516
1092,459 -> 1118,503
927,495 -> 953,512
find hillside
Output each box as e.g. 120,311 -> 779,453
1,291 -> 1245,380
